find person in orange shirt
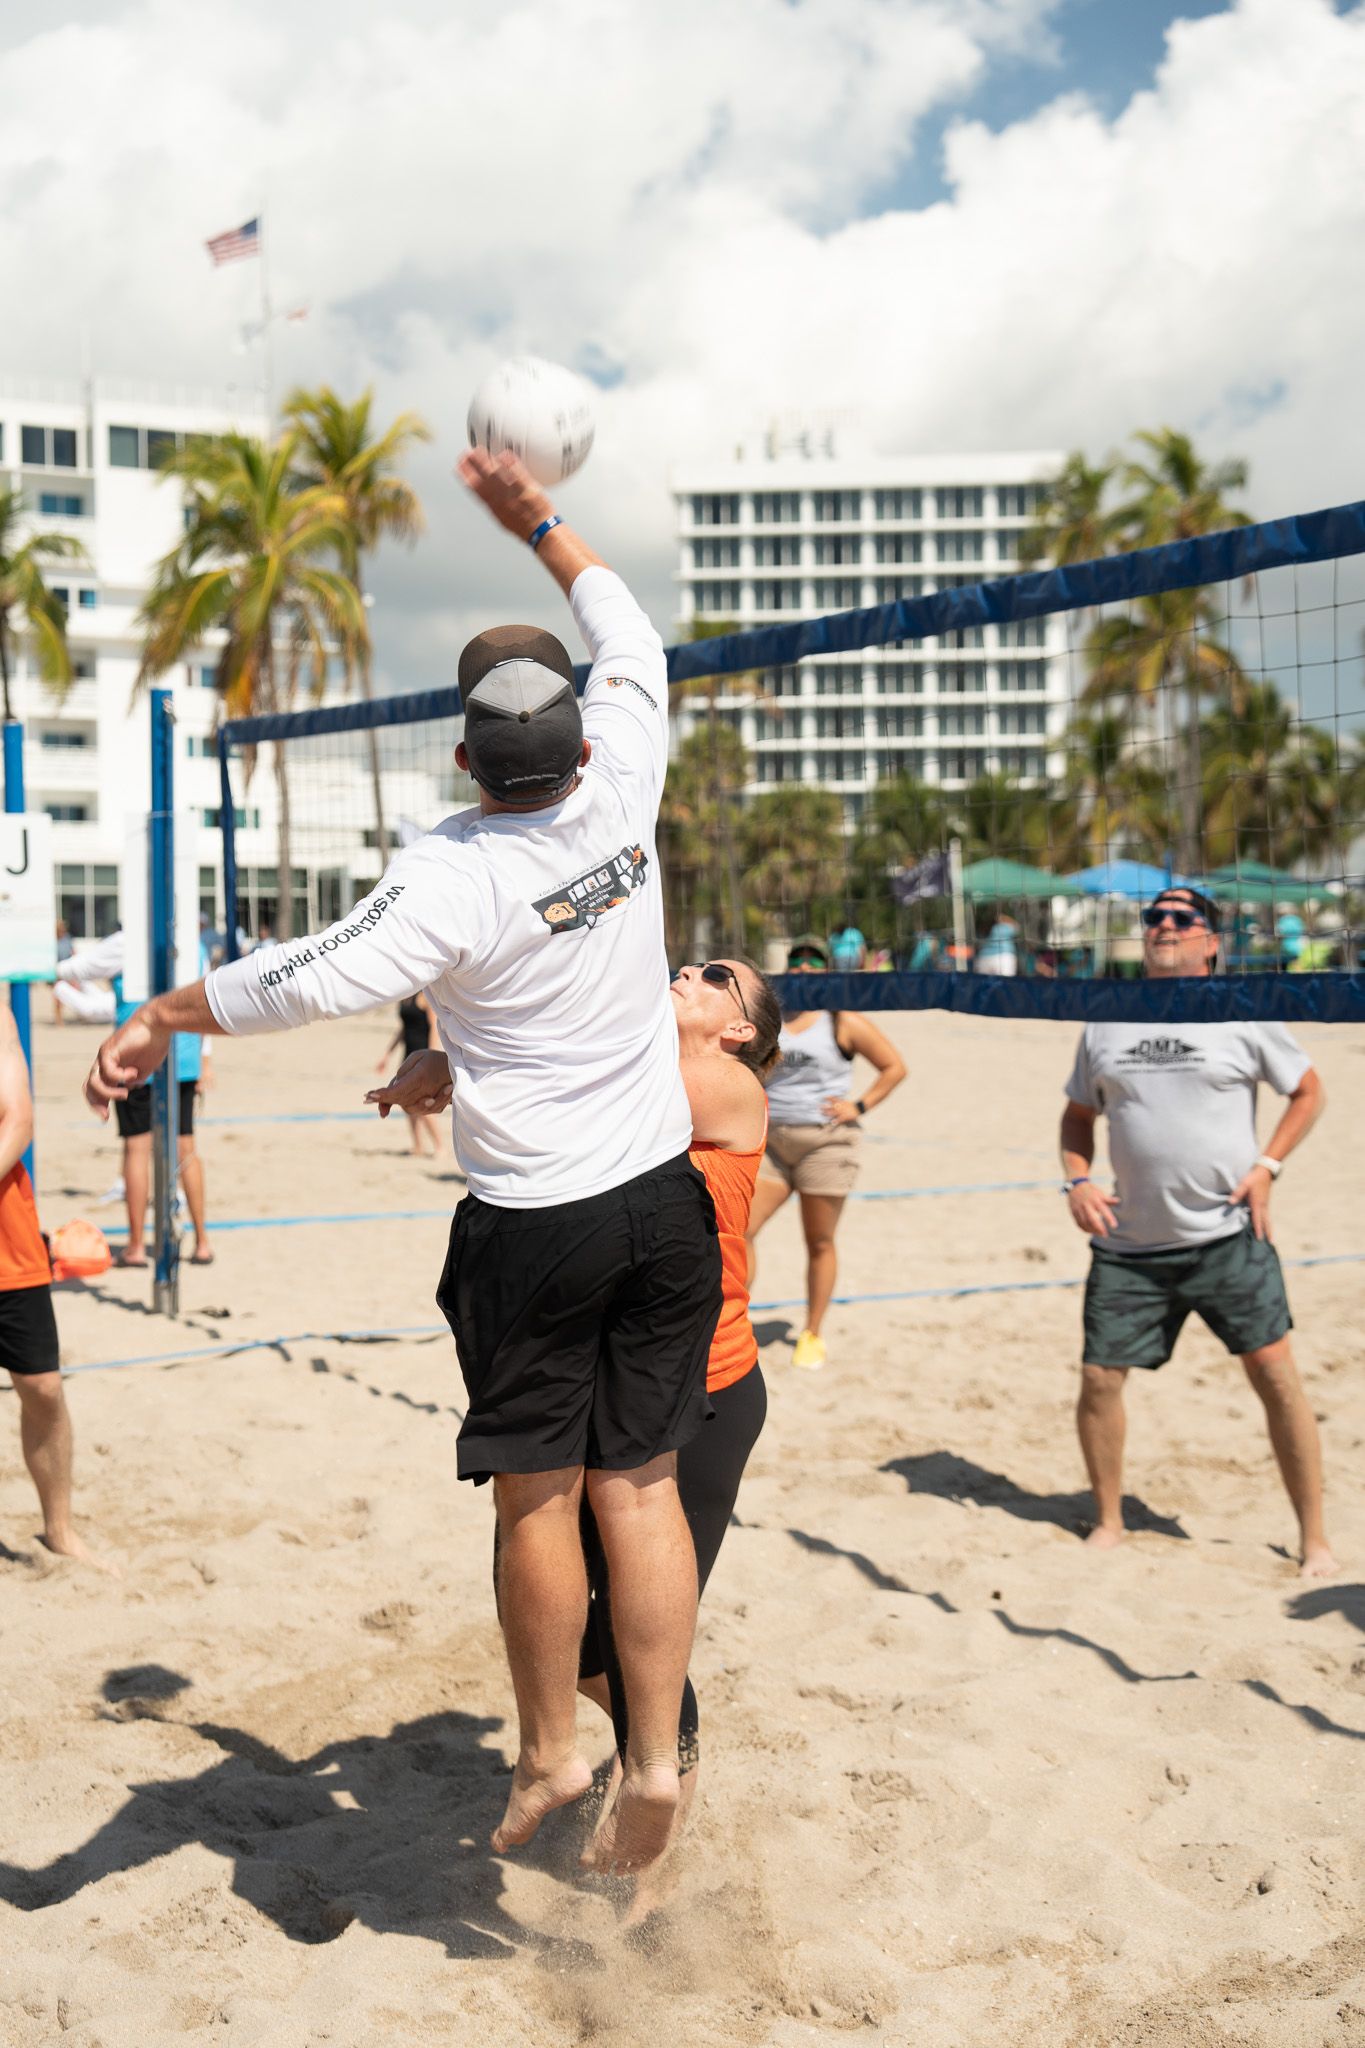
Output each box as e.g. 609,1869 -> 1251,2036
0,1007 -> 103,1567
577,956 -> 780,1872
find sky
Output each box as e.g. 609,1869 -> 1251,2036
3,0 -> 1363,693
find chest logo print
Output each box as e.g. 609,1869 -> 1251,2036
534,845 -> 649,934
1116,1036 -> 1203,1068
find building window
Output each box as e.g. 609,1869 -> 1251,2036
72,656 -> 95,681
998,619 -> 1046,647
873,488 -> 922,521
812,490 -> 861,522
21,425 -> 47,466
996,532 -> 1022,561
813,535 -> 860,566
939,662 -> 987,694
996,485 -> 1041,518
52,427 -> 78,468
146,429 -> 178,470
762,665 -> 802,697
201,807 -> 261,829
814,708 -> 863,740
941,626 -> 985,649
939,746 -> 987,782
692,580 -> 741,614
996,660 -> 1046,692
812,749 -> 864,782
691,538 -> 740,569
689,493 -> 739,527
49,586 -> 70,611
876,707 -> 923,738
873,576 -> 922,605
997,704 -> 1047,735
940,708 -> 985,737
936,487 -> 984,519
38,729 -> 92,749
752,579 -> 801,612
108,425 -> 140,468
998,747 -> 1046,779
195,665 -> 219,688
752,536 -> 800,568
42,801 -> 91,822
937,532 -> 984,563
107,424 -> 184,470
753,491 -> 800,524
78,587 -> 97,608
39,493 -> 85,518
812,578 -> 861,610
58,862 -> 119,939
876,665 -> 922,696
875,534 -> 922,564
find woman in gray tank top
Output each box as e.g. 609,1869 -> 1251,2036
747,934 -> 906,1372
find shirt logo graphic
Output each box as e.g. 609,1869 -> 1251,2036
534,845 -> 649,934
1115,1036 -> 1203,1068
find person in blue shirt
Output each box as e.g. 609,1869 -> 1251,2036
55,932 -> 213,1267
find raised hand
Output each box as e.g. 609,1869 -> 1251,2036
456,448 -> 554,542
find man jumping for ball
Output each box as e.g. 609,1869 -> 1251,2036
84,452 -> 721,1873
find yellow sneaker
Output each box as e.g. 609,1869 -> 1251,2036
792,1329 -> 827,1372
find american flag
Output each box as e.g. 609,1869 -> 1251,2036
206,217 -> 260,266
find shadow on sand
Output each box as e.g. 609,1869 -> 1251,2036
882,1449 -> 1190,1541
0,1668 -> 560,1958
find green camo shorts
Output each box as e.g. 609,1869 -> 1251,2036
1083,1227 -> 1293,1369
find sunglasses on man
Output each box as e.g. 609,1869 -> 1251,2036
697,961 -> 750,1020
787,950 -> 826,970
1141,905 -> 1209,932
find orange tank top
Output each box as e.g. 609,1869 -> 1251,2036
690,1123 -> 765,1393
0,1163 -> 51,1292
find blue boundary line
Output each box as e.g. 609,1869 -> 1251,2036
55,1252 -> 1364,1378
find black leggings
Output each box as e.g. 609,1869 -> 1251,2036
578,1363 -> 767,1773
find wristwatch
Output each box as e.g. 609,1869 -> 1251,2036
855,1097 -> 868,1117
1255,1154 -> 1283,1179
1062,1175 -> 1090,1193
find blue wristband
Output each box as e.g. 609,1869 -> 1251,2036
528,514 -> 562,551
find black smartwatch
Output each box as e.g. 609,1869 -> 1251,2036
855,1097 -> 868,1117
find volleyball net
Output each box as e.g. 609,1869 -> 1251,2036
217,499 -> 1365,1024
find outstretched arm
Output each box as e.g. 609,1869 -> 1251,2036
457,450 -> 605,593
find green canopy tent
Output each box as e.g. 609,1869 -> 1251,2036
1197,862 -> 1340,907
958,857 -> 1086,901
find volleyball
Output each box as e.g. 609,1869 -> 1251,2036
466,356 -> 595,487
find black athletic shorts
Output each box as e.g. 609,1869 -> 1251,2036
438,1151 -> 722,1484
0,1284 -> 60,1377
115,1080 -> 197,1140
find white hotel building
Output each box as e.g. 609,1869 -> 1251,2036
1,377 -> 453,950
672,438 -> 1068,825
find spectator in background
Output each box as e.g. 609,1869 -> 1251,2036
974,913 -> 1019,977
829,924 -> 867,971
57,932 -> 213,1268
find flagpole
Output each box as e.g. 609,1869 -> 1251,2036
259,206 -> 274,432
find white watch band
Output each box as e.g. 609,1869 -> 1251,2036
1256,1153 -> 1283,1179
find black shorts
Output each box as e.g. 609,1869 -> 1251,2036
438,1152 -> 722,1483
0,1284 -> 60,1377
115,1080 -> 197,1140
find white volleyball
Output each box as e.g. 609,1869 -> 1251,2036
466,356 -> 596,486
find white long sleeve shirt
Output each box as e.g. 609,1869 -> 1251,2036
204,566 -> 690,1207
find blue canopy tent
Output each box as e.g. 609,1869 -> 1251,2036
1067,860 -> 1189,900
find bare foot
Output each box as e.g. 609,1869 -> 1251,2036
1300,1542 -> 1338,1580
491,1750 -> 593,1853
39,1529 -> 122,1578
579,1759 -> 679,1875
1084,1524 -> 1125,1553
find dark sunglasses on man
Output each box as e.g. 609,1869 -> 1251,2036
1141,904 -> 1209,932
787,950 -> 826,970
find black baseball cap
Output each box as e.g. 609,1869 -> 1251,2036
458,624 -> 583,805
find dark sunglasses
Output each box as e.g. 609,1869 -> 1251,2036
1142,905 -> 1208,932
787,951 -> 826,969
698,961 -> 750,1019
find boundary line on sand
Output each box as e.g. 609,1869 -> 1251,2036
55,1252 -> 1365,1379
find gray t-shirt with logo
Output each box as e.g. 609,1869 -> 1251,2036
1064,1023 -> 1311,1253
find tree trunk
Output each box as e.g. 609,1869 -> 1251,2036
355,566 -> 388,869
0,614 -> 12,727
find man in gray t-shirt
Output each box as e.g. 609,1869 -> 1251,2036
1059,887 -> 1334,1578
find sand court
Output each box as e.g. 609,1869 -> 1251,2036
2,1007 -> 1362,2046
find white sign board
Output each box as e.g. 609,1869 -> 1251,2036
0,813 -> 57,982
119,812 -> 202,1004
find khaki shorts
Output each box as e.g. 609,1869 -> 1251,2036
761,1121 -> 862,1198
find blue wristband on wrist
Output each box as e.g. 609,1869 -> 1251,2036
528,514 -> 562,551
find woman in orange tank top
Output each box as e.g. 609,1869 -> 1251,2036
578,956 -> 782,1880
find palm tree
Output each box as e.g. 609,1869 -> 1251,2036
741,784 -> 845,938
283,387 -> 431,865
1019,453 -> 1117,568
1200,681 -> 1343,871
657,721 -> 751,961
1113,428 -> 1250,547
848,773 -> 950,947
1049,711 -> 1174,870
671,618 -> 757,952
0,485 -> 87,724
138,431 -> 366,940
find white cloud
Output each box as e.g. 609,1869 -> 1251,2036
4,0 -> 1364,691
